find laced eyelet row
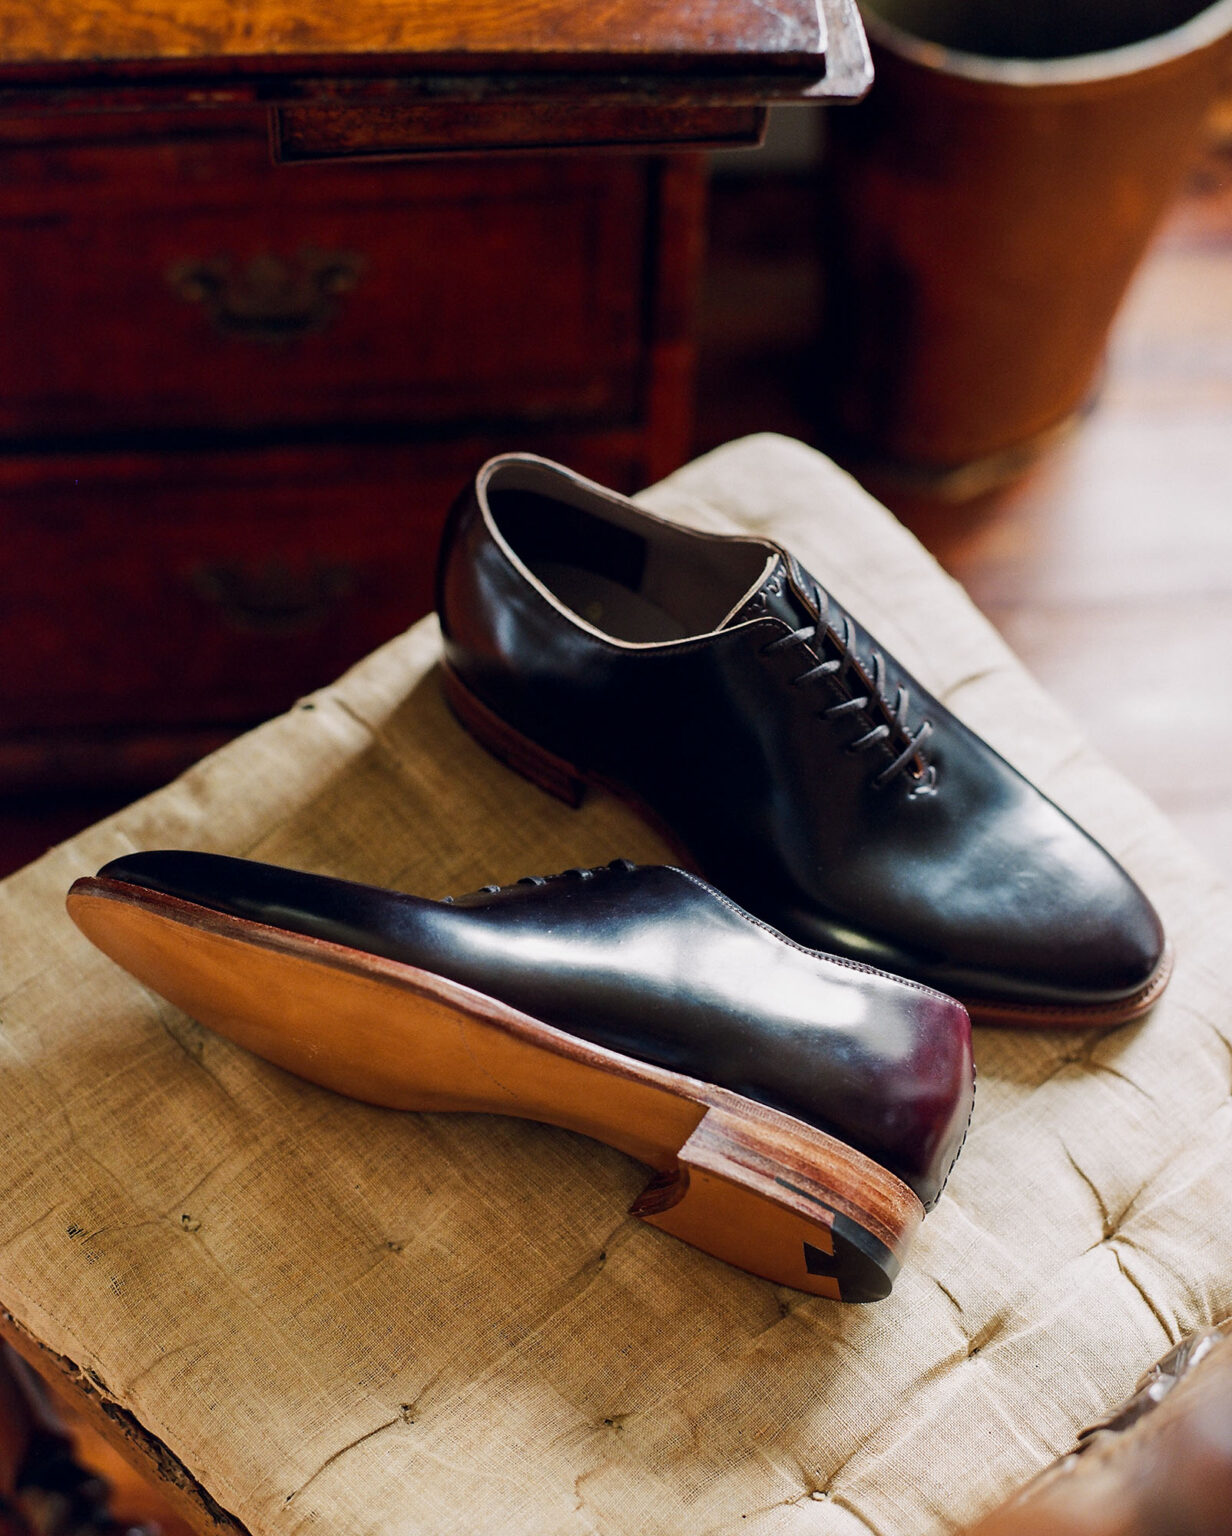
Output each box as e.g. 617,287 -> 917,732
443,858 -> 638,903
759,586 -> 936,792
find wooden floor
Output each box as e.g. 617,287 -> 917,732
697,102 -> 1232,882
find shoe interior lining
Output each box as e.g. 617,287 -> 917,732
486,479 -> 770,643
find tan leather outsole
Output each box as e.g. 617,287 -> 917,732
67,877 -> 923,1302
441,662 -> 1173,1032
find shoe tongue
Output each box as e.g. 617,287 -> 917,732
720,552 -> 815,632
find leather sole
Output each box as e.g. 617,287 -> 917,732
441,662 -> 1173,1031
67,876 -> 923,1303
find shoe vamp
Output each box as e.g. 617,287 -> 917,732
777,713 -> 1156,997
574,639 -> 1158,1004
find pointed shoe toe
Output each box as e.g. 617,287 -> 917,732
945,873 -> 1172,1029
69,851 -> 974,1302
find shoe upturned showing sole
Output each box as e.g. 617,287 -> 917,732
67,859 -> 973,1301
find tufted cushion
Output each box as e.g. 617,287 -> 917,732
1,434 -> 1229,1536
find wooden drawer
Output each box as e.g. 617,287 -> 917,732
0,113 -> 647,440
0,432 -> 645,788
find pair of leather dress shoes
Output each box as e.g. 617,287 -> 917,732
69,455 -> 1169,1303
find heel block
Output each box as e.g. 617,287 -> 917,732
440,663 -> 588,808
632,1105 -> 922,1303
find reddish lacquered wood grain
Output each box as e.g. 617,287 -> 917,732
0,0 -> 822,68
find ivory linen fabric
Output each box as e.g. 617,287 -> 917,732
1,435 -> 1229,1536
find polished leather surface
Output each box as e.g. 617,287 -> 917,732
99,850 -> 974,1208
436,453 -> 1167,1013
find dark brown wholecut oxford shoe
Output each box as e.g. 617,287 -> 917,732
435,453 -> 1171,1029
68,851 -> 975,1302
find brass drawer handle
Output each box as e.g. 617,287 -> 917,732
167,247 -> 366,342
189,560 -> 356,635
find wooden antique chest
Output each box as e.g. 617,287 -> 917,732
0,0 -> 869,796
0,114 -> 705,791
